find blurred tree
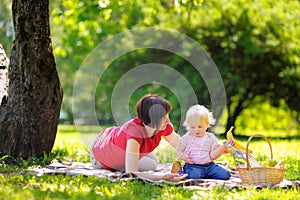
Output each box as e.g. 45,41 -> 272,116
50,0 -> 144,122
48,0 -> 299,134
0,0 -> 63,158
179,0 -> 300,133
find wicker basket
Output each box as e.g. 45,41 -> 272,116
237,134 -> 286,185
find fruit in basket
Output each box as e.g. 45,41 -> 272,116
226,126 -> 253,154
275,163 -> 286,169
261,159 -> 278,167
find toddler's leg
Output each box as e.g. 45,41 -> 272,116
181,163 -> 206,179
138,153 -> 159,171
207,162 -> 231,180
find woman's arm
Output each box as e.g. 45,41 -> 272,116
125,138 -> 187,181
165,132 -> 193,164
164,130 -> 180,149
125,139 -> 140,172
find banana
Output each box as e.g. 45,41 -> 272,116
226,126 -> 253,154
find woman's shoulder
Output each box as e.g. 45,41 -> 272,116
132,117 -> 142,125
165,122 -> 174,132
121,117 -> 144,134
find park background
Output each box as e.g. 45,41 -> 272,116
0,0 -> 299,199
1,0 -> 299,136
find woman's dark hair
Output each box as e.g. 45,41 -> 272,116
135,94 -> 172,129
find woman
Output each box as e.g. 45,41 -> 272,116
90,94 -> 187,181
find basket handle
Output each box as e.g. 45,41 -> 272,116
245,134 -> 273,169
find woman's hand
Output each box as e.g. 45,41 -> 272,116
162,173 -> 188,182
133,171 -> 188,182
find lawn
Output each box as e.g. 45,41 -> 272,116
0,125 -> 299,200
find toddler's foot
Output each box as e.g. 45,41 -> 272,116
171,161 -> 182,173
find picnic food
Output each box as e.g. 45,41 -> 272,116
226,126 -> 253,154
171,161 -> 182,173
262,159 -> 278,167
224,141 -> 263,168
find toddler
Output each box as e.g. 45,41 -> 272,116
172,104 -> 234,180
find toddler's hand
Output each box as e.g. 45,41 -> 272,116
181,151 -> 193,164
222,139 -> 235,154
228,138 -> 235,147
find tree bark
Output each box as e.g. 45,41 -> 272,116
0,0 -> 63,158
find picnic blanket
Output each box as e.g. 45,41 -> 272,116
28,160 -> 300,190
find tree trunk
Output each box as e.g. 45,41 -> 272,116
0,0 -> 63,158
225,87 -> 257,136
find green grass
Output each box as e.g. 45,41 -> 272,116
0,125 -> 299,200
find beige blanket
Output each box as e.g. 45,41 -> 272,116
28,160 -> 299,190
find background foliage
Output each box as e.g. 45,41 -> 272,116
1,0 -> 299,136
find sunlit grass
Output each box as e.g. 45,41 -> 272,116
0,125 -> 299,200
1,173 -> 299,200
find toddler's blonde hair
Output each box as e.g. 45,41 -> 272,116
183,104 -> 215,131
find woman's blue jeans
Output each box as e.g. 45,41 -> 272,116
178,162 -> 230,180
